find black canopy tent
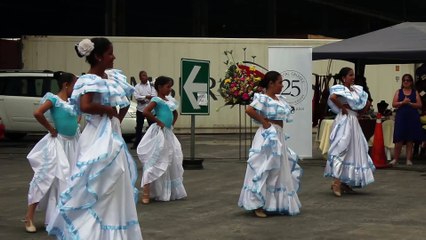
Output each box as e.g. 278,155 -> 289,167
312,22 -> 426,75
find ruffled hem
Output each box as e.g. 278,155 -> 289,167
238,125 -> 302,215
48,209 -> 142,240
149,174 -> 187,201
324,155 -> 375,187
324,112 -> 375,187
27,134 -> 76,204
27,134 -> 78,225
328,84 -> 368,114
47,116 -> 141,239
239,186 -> 301,215
137,124 -> 187,201
63,117 -> 138,207
71,69 -> 134,114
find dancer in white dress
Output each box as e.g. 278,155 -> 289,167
24,71 -> 79,233
47,38 -> 142,240
325,67 -> 375,197
137,76 -> 187,204
238,71 -> 302,218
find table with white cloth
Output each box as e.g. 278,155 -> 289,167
317,118 -> 394,158
317,119 -> 334,155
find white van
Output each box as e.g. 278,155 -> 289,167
0,70 -> 136,141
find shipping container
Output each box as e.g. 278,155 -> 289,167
21,36 -> 415,133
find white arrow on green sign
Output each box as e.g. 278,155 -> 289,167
180,58 -> 210,115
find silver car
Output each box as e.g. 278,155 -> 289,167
0,70 -> 136,141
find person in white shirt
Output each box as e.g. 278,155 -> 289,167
131,70 -> 157,149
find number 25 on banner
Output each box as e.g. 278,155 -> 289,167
280,70 -> 309,105
282,79 -> 301,97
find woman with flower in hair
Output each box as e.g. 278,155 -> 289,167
325,67 -> 375,197
23,71 -> 78,233
47,37 -> 142,239
238,71 -> 302,218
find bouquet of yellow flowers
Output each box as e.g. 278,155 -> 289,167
218,50 -> 265,106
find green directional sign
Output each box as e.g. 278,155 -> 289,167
180,58 -> 210,115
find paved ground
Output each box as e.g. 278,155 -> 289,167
0,133 -> 425,240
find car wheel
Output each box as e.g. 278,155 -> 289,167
5,132 -> 27,141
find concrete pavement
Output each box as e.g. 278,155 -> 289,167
0,133 -> 425,240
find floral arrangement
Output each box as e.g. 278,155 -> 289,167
218,50 -> 265,106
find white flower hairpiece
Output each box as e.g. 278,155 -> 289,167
76,39 -> 94,57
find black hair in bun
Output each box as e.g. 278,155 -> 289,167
338,67 -> 353,81
54,71 -> 76,90
259,71 -> 281,88
74,44 -> 85,58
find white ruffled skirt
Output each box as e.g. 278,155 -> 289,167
137,124 -> 187,201
324,111 -> 375,187
47,116 -> 142,240
238,124 -> 302,215
27,133 -> 78,225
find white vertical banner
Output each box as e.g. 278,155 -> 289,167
268,47 -> 312,158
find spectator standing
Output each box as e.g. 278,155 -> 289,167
131,70 -> 157,149
390,73 -> 423,166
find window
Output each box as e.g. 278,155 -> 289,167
0,76 -> 58,97
46,78 -> 60,94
